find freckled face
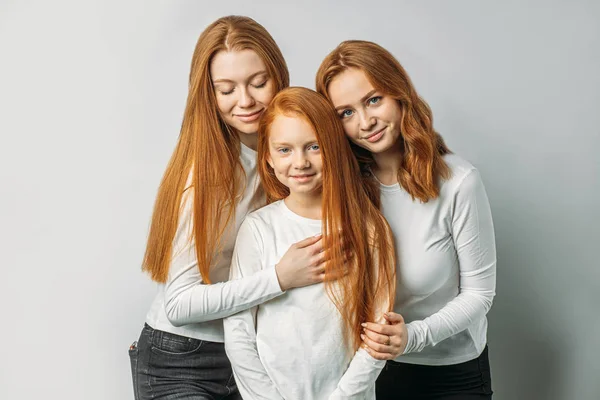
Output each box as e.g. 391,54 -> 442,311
267,115 -> 323,198
211,49 -> 276,136
328,68 -> 403,154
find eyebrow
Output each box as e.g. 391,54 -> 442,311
334,89 -> 377,111
212,70 -> 268,84
271,140 -> 318,147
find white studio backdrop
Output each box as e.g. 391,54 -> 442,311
0,1 -> 598,399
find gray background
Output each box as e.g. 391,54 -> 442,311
1,0 -> 598,399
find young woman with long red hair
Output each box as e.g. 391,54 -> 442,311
223,87 -> 396,399
316,41 -> 497,399
129,17 -> 329,400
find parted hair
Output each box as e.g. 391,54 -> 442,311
258,87 -> 396,351
143,16 -> 289,283
316,40 -> 451,203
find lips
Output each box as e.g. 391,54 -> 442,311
363,127 -> 386,143
291,173 -> 316,183
235,109 -> 264,123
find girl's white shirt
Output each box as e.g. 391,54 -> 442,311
224,200 -> 388,400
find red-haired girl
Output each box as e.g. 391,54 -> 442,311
223,87 -> 396,400
129,17 -> 327,400
317,40 -> 497,399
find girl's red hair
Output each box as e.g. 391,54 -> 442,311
258,87 -> 396,351
142,16 -> 289,283
316,40 -> 451,202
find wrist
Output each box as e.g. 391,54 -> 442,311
403,322 -> 417,355
275,263 -> 290,291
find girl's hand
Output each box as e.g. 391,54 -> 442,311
275,234 -> 326,290
360,312 -> 408,360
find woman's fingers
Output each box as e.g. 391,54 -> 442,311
362,326 -> 390,345
361,341 -> 395,360
361,322 -> 396,336
383,312 -> 404,324
295,234 -> 322,249
314,251 -> 327,265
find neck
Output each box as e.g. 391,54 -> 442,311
239,132 -> 258,151
284,191 -> 322,220
372,141 -> 403,185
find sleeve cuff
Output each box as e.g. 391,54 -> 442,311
404,322 -> 419,355
356,347 -> 387,367
265,265 -> 285,294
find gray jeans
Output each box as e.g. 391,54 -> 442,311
129,323 -> 242,400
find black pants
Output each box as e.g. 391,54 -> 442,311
376,346 -> 493,399
129,323 -> 242,400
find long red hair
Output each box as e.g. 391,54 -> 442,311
258,87 -> 396,351
142,16 -> 289,283
316,40 -> 451,202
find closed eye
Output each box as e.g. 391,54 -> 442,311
252,80 -> 267,89
217,87 -> 234,95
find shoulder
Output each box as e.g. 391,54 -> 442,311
242,200 -> 283,229
443,154 -> 476,181
440,154 -> 488,204
441,154 -> 481,190
235,201 -> 283,250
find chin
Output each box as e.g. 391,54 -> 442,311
368,139 -> 395,154
234,125 -> 258,135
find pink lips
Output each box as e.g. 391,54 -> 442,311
236,109 -> 263,123
291,174 -> 315,183
364,127 -> 386,143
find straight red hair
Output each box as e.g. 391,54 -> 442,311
258,87 -> 396,351
316,40 -> 451,202
142,16 -> 289,283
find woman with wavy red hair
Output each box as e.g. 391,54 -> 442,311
129,17 -> 329,400
317,41 -> 497,399
223,87 -> 396,399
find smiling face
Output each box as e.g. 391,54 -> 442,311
327,68 -> 403,155
266,115 -> 323,199
210,49 -> 276,140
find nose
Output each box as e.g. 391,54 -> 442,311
293,152 -> 310,169
238,87 -> 255,108
358,110 -> 376,132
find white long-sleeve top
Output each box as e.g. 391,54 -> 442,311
382,154 -> 496,366
145,143 -> 284,342
224,200 -> 386,400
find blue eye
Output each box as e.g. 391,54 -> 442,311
340,109 -> 353,118
367,96 -> 382,105
278,148 -> 290,154
308,144 -> 320,151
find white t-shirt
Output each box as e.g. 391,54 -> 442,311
382,154 -> 497,366
145,143 -> 283,342
224,200 -> 386,400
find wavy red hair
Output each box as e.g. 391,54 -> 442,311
316,40 -> 451,202
258,87 -> 396,351
142,16 -> 289,283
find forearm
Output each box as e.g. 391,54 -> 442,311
165,266 -> 282,326
223,312 -> 284,400
329,348 -> 385,399
404,286 -> 495,353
